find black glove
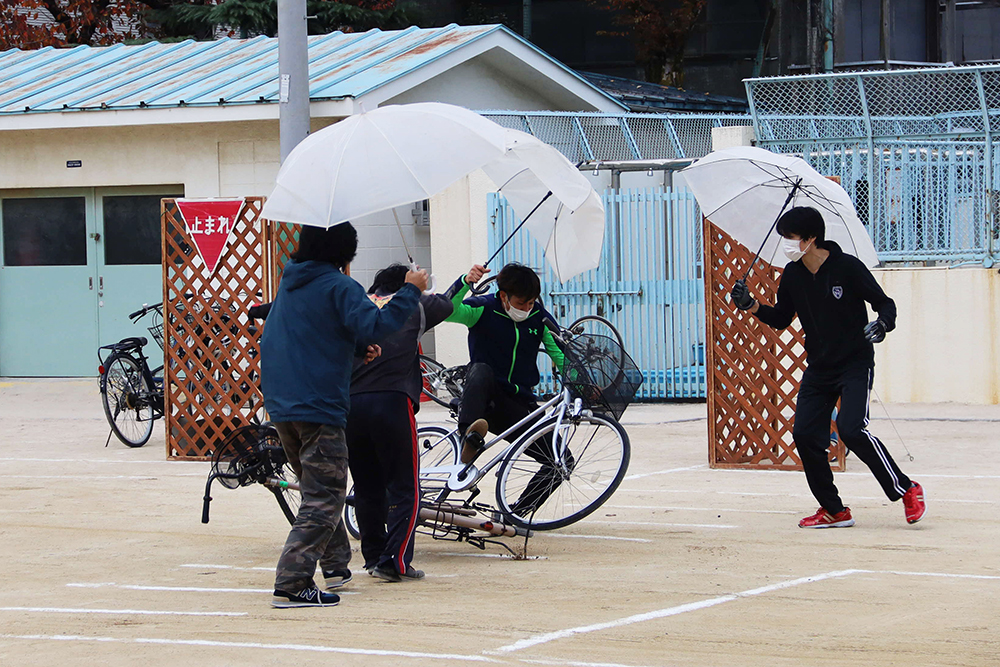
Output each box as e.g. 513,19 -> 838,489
730,279 -> 756,311
863,319 -> 886,343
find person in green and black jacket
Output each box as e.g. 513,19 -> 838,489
444,262 -> 567,516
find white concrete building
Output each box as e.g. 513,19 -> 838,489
0,25 -> 625,375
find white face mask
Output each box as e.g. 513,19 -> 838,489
501,295 -> 532,322
783,238 -> 812,261
505,303 -> 532,323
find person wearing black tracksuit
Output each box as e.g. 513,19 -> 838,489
347,264 -> 453,582
730,206 -> 925,528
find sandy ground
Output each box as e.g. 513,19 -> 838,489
1,378 -> 999,667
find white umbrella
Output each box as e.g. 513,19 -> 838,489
260,102 -> 508,228
482,129 -> 605,281
680,146 -> 879,269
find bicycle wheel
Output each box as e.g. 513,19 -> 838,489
419,355 -> 452,408
101,352 -> 154,447
568,315 -> 624,351
342,425 -> 458,540
270,458 -> 301,526
344,483 -> 361,539
495,412 -> 630,530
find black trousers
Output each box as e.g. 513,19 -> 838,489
794,362 -> 911,515
345,392 -> 420,574
458,363 -> 572,513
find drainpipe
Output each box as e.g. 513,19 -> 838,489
278,0 -> 310,162
523,0 -> 532,40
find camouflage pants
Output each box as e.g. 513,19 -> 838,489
273,421 -> 352,594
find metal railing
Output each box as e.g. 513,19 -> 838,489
480,111 -> 752,162
747,66 -> 1000,265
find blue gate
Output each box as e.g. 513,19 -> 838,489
488,187 -> 706,400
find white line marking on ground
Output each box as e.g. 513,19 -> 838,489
492,569 -> 861,654
0,457 -> 194,465
180,563 -> 273,571
67,582 -> 360,595
711,469 -> 1000,480
605,504 -> 798,515
590,521 -> 738,529
518,658 -> 664,667
623,465 -> 706,481
870,570 -> 1000,580
544,534 -> 651,543
0,634 -> 496,662
0,475 -> 160,480
616,489 -> 997,504
0,607 -> 245,617
438,553 -> 548,560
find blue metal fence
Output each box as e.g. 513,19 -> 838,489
488,188 -> 706,400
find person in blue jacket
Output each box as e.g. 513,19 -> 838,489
445,262 -> 566,516
260,223 -> 427,608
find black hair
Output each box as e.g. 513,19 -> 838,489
776,206 -> 825,243
290,222 -> 358,269
496,262 -> 541,300
368,263 -> 408,294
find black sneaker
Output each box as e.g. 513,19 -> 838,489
322,568 -> 352,590
271,586 -> 340,608
371,564 -> 425,582
460,419 -> 488,464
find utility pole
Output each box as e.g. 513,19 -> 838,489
278,0 -> 310,163
942,0 -> 957,64
880,0 -> 891,69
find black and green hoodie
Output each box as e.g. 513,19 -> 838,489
445,276 -> 564,399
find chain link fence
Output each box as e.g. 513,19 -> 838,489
480,111 -> 752,162
747,66 -> 1000,264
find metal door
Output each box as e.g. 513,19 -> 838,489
0,188 -> 176,376
95,187 -> 181,370
488,187 -> 705,399
0,190 -> 99,376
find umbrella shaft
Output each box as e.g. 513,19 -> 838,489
485,190 -> 553,269
743,179 -> 800,281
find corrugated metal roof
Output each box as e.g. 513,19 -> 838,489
0,24 -> 537,115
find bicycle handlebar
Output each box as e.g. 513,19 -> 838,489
129,302 -> 163,321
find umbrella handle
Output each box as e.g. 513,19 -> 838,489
409,261 -> 437,295
742,178 -> 801,282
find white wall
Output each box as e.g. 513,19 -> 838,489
873,266 -> 1000,404
429,170 -> 493,367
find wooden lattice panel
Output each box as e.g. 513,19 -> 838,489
162,197 -> 267,459
705,220 -> 844,471
265,222 -> 300,297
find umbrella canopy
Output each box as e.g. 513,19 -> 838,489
482,130 -> 605,281
680,146 -> 879,268
260,102 -> 508,228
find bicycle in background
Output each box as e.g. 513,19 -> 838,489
98,303 -> 165,448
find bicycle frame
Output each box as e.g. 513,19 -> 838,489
423,386 -> 583,493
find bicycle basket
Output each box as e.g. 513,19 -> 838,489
148,322 -> 164,351
211,424 -> 281,489
560,333 -> 643,420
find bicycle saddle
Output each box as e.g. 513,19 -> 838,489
113,336 -> 148,351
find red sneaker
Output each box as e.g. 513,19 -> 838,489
903,481 -> 925,524
798,507 -> 854,528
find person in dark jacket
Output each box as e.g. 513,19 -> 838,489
347,263 -> 454,583
731,206 -> 925,529
445,262 -> 566,516
260,223 -> 426,607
